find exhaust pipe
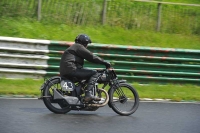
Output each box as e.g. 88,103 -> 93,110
88,88 -> 109,107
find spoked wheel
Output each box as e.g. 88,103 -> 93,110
42,78 -> 71,114
109,83 -> 139,116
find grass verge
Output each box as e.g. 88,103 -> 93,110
0,18 -> 200,49
0,78 -> 200,102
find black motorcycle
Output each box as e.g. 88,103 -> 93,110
39,68 -> 139,116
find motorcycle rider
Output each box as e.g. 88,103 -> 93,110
59,34 -> 111,102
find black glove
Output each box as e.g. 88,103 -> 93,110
104,62 -> 111,69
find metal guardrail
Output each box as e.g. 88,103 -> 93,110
0,36 -> 200,84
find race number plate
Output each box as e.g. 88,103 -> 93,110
60,79 -> 75,91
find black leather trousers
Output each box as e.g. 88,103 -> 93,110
64,68 -> 99,91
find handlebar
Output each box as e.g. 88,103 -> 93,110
96,67 -> 113,73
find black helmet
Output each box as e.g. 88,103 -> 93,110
75,34 -> 92,47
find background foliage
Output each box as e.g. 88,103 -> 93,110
0,0 -> 200,49
0,0 -> 200,35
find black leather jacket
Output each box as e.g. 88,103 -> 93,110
59,43 -> 106,76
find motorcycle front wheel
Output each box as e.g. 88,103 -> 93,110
109,83 -> 139,116
42,78 -> 71,114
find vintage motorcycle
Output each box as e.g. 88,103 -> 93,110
39,68 -> 139,116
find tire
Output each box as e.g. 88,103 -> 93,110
109,83 -> 139,116
42,78 -> 71,114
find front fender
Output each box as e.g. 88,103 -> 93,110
117,79 -> 127,83
108,79 -> 126,91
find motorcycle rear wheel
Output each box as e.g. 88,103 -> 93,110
42,78 -> 71,114
109,83 -> 139,116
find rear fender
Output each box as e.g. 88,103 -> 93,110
40,76 -> 61,90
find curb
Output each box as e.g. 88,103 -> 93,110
0,95 -> 200,104
0,95 -> 38,99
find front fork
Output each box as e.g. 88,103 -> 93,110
107,79 -> 127,107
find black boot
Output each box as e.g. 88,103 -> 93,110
84,72 -> 101,102
84,85 -> 101,102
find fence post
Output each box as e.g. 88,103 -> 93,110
37,0 -> 42,21
102,0 -> 107,25
156,3 -> 162,32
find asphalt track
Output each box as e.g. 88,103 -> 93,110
0,99 -> 200,133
